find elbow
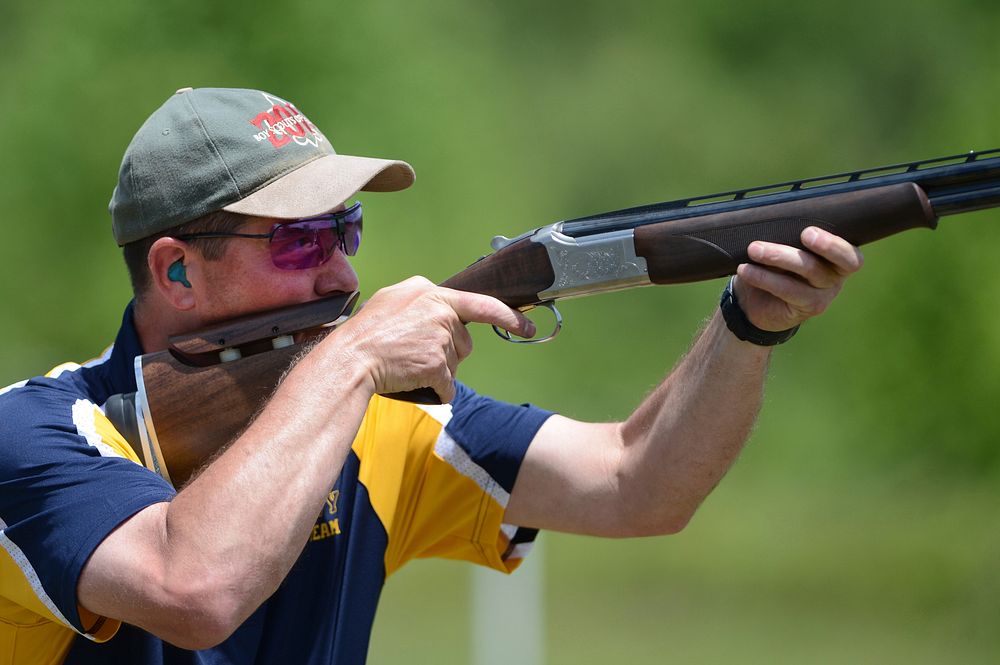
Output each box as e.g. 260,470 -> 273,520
612,432 -> 715,537
164,607 -> 240,651
621,505 -> 695,537
647,508 -> 694,536
149,572 -> 266,649
612,466 -> 699,538
162,620 -> 235,652
613,468 -> 701,536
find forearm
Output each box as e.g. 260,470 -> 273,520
505,308 -> 771,537
615,309 -> 770,534
79,334 -> 376,646
162,341 -> 375,612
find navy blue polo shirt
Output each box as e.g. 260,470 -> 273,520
0,304 -> 550,664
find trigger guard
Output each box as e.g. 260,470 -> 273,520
492,302 -> 562,344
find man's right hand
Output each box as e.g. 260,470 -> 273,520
331,276 -> 536,403
78,277 -> 533,649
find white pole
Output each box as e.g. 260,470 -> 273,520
471,539 -> 545,665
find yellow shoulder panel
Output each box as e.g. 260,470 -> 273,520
353,397 -> 519,578
1,548 -> 121,647
91,407 -> 142,464
0,596 -> 75,665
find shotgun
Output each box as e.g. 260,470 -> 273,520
106,148 -> 1000,486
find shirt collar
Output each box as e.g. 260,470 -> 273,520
103,301 -> 145,395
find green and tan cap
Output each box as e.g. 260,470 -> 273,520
109,87 -> 415,245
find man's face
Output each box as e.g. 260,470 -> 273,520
191,213 -> 361,325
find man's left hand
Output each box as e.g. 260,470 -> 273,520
734,226 -> 864,332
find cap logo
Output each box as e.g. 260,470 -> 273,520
249,92 -> 325,150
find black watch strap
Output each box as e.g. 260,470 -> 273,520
719,277 -> 799,346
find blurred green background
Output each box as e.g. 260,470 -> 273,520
3,0 -> 999,662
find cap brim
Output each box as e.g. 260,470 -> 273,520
222,153 -> 415,219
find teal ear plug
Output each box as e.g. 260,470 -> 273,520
168,260 -> 192,288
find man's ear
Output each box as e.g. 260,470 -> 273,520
148,238 -> 199,311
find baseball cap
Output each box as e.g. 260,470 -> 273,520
109,87 -> 415,245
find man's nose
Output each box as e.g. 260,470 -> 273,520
314,250 -> 359,296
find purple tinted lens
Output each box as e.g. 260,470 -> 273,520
270,220 -> 337,270
267,203 -> 362,269
340,205 -> 363,256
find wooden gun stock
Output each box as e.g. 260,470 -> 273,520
110,292 -> 358,487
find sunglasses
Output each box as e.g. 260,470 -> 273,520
175,201 -> 363,270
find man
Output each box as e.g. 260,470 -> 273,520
0,87 -> 862,664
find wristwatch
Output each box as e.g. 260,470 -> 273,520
719,277 -> 799,346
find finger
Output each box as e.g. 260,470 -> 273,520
800,227 -> 864,276
439,289 -> 537,338
737,263 -> 835,314
443,340 -> 459,378
451,322 -> 474,362
430,367 -> 456,404
747,241 -> 841,289
421,337 -> 458,404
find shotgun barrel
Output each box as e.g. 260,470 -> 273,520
106,148 -> 1000,485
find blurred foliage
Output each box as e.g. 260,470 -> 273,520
373,471 -> 1000,664
2,0 -> 999,662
